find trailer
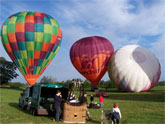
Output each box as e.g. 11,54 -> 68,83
30,83 -> 68,116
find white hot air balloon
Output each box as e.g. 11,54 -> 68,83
108,45 -> 161,92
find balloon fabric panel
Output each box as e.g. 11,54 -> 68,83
1,11 -> 62,86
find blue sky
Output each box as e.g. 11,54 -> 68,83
0,0 -> 164,83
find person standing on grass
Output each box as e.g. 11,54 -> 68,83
53,90 -> 63,122
90,94 -> 94,103
99,95 -> 104,107
111,102 -> 122,124
79,92 -> 92,121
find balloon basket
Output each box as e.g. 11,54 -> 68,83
63,102 -> 87,123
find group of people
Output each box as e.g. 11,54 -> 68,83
90,94 -> 122,124
90,94 -> 104,106
53,90 -> 92,122
53,90 -> 122,124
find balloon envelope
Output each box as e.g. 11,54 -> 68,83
1,11 -> 62,86
108,45 -> 161,92
70,36 -> 114,86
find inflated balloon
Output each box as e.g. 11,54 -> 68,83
1,11 -> 62,86
108,45 -> 161,92
70,36 -> 114,86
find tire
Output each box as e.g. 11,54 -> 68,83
22,102 -> 26,110
18,103 -> 21,107
18,98 -> 21,107
30,107 -> 33,114
32,108 -> 37,116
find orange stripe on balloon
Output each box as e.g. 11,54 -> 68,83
15,23 -> 24,32
46,61 -> 51,67
34,51 -> 41,59
25,67 -> 29,73
25,15 -> 34,23
34,12 -> 42,16
41,42 -> 50,51
50,35 -> 57,44
40,67 -> 46,75
58,28 -> 62,38
8,33 -> 17,42
5,43 -> 12,52
28,59 -> 33,66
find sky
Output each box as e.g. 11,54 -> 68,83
0,0 -> 164,83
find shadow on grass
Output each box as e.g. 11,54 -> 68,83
104,91 -> 165,102
8,102 -> 56,120
8,102 -> 32,116
86,120 -> 100,124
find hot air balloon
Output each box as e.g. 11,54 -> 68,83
70,36 -> 114,86
1,11 -> 62,86
108,45 -> 161,92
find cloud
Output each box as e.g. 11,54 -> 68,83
56,0 -> 164,36
54,0 -> 164,49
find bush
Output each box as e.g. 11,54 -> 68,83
156,81 -> 165,86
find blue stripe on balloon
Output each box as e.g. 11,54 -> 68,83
34,23 -> 44,32
25,32 -> 34,41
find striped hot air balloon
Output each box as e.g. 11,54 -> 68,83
108,45 -> 161,92
70,36 -> 114,86
1,11 -> 62,86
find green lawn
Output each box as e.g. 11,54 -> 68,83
0,86 -> 165,124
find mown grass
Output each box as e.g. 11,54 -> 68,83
0,85 -> 165,124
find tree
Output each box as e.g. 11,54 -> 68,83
63,80 -> 72,87
84,80 -> 91,88
40,75 -> 57,84
104,80 -> 118,88
98,80 -> 105,88
0,57 -> 19,84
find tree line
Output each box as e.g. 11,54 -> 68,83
39,75 -> 118,89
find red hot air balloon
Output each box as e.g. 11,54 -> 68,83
70,36 -> 114,86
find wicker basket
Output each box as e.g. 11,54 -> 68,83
63,102 -> 87,123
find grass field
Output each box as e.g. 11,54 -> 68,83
0,85 -> 165,124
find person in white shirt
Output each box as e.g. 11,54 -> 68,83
111,102 -> 122,124
67,90 -> 76,102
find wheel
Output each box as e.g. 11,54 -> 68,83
22,102 -> 27,110
32,108 -> 37,116
18,103 -> 21,107
18,98 -> 21,107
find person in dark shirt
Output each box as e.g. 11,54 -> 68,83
54,90 -> 62,121
79,92 -> 92,121
90,94 -> 94,103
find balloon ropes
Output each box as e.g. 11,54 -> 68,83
68,78 -> 84,102
1,11 -> 62,86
